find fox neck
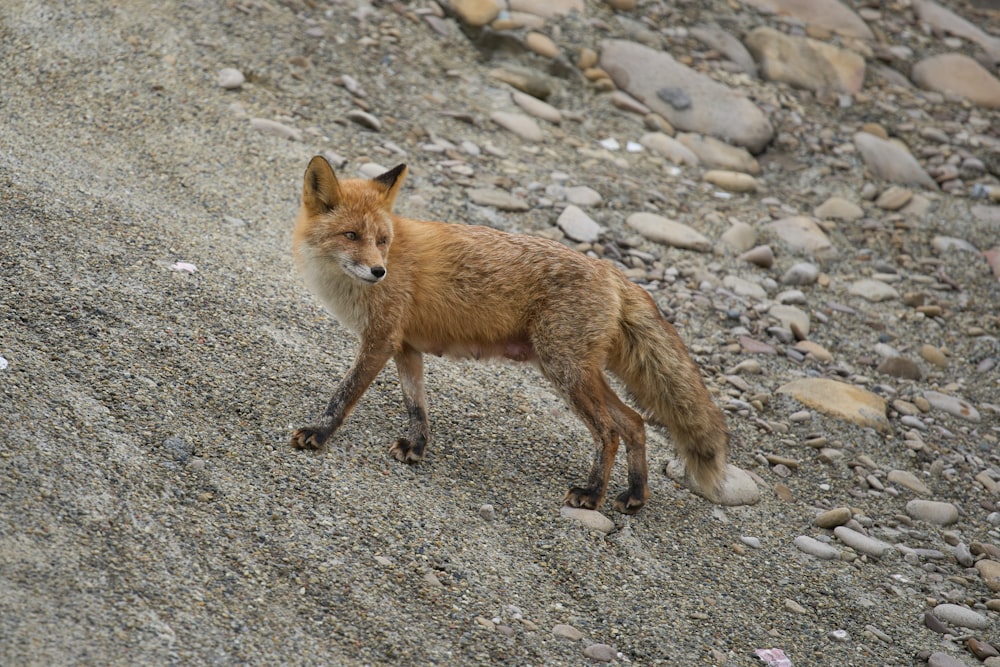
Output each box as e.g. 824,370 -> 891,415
299,247 -> 374,335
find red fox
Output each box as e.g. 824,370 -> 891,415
291,155 -> 729,513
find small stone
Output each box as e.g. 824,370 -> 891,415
512,91 -> 562,124
583,643 -> 617,662
794,535 -> 841,560
814,196 -> 863,221
626,213 -> 711,252
677,134 -> 760,174
249,117 -> 302,141
768,304 -> 810,336
976,559 -> 1000,591
723,276 -> 767,299
559,506 -> 615,533
565,186 -> 602,207
217,67 -> 245,89
766,217 -> 836,258
887,470 -> 929,495
874,186 -> 912,210
932,604 -> 989,631
794,341 -> 832,362
557,206 -> 601,243
970,638 -> 1000,660
704,170 -> 758,193
525,31 -> 559,59
468,188 -> 530,211
451,0 -> 500,27
778,378 -> 889,432
906,499 -> 959,525
833,526 -> 895,559
918,344 -> 948,368
346,109 -> 381,131
490,111 -> 544,141
927,653 -> 968,667
739,245 -> 774,268
639,132 -> 699,167
848,279 -> 898,302
553,623 -> 585,641
854,132 -> 937,190
877,356 -> 921,380
479,504 -> 495,521
924,390 -> 981,422
780,262 -> 819,286
815,507 -> 852,529
720,221 -> 756,252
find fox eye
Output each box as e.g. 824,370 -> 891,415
343,231 -> 358,241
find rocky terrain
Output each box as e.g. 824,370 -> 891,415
2,0 -> 1000,664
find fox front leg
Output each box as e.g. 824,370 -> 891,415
291,340 -> 393,450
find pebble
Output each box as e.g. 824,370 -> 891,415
815,507 -> 852,528
874,186 -> 912,210
976,559 -> 1000,591
766,217 -> 836,258
780,262 -> 819,286
932,603 -> 989,630
639,132 -> 699,167
583,643 -> 617,662
346,109 -> 381,131
877,357 -> 921,380
557,205 -> 601,243
249,117 -> 302,141
794,341 -> 832,362
918,344 -> 948,368
794,535 -> 841,560
217,67 -> 245,89
723,276 -> 766,299
778,378 -> 889,432
924,390 -> 981,422
814,196 -> 863,221
886,470 -> 929,495
768,305 -> 810,337
911,53 -> 1000,109
833,526 -> 895,559
720,221 -> 756,252
905,499 -> 959,526
467,188 -> 530,211
479,504 -> 495,521
739,245 -> 774,268
853,132 -> 937,190
512,91 -> 561,124
490,111 -> 544,142
559,506 -> 615,533
450,0 -> 500,26
969,638 -> 1000,660
676,134 -> 760,174
848,279 -> 898,302
704,170 -> 758,193
927,653 -> 967,667
626,213 -> 711,252
553,623 -> 584,641
565,186 -> 602,207
524,32 -> 560,59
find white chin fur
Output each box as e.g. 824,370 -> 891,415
342,261 -> 384,283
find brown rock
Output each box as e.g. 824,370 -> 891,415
911,53 -> 1000,109
777,378 -> 889,432
745,27 -> 866,94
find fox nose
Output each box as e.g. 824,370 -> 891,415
370,266 -> 386,279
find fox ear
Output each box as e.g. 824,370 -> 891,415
302,155 -> 343,215
371,164 -> 407,211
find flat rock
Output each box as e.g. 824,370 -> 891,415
766,216 -> 836,258
932,604 -> 989,631
927,652 -> 969,667
565,186 -> 602,207
976,559 -> 1000,591
924,390 -> 981,422
741,0 -> 874,40
778,378 -> 889,432
781,262 -> 819,285
552,623 -> 584,641
512,91 -> 562,124
739,245 -> 774,268
217,67 -> 245,89
490,111 -> 544,141
601,39 -> 773,152
249,117 -> 302,141
913,0 -> 1000,64
723,275 -> 767,299
877,356 -> 921,380
793,535 -> 841,560
676,134 -> 761,174
721,222 -> 756,252
690,22 -> 758,75
704,170 -> 758,193
639,132 -> 699,167
912,53 -> 1000,109
769,304 -> 810,336
745,27 -> 866,94
906,499 -> 959,525
583,643 -> 617,662
626,213 -> 711,252
854,132 -> 937,189
559,506 -> 615,533
557,205 -> 601,243
848,279 -> 898,302
815,507 -> 852,528
467,188 -> 530,211
814,196 -> 863,221
833,526 -> 895,559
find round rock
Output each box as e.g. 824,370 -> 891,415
932,604 -> 989,631
905,499 -> 958,526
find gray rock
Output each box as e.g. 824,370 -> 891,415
853,132 -> 937,189
833,526 -> 895,559
690,22 -> 757,75
557,205 -> 601,243
932,604 -> 989,630
924,390 -> 981,422
626,213 -> 711,252
601,39 -> 773,152
905,499 -> 959,526
793,535 -> 841,560
559,506 -> 615,533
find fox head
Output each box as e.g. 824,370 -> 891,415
296,155 -> 407,284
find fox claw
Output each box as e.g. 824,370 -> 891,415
388,438 -> 424,464
613,490 -> 646,515
290,427 -> 329,450
564,486 -> 603,510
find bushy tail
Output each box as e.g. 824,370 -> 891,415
609,285 -> 729,494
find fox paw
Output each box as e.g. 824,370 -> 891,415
388,438 -> 424,464
290,427 -> 329,450
612,489 -> 646,515
564,486 -> 603,510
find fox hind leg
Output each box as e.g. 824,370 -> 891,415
601,382 -> 649,514
388,345 -> 429,464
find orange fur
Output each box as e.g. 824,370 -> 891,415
290,156 -> 729,513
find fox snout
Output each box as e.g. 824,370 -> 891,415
342,259 -> 387,284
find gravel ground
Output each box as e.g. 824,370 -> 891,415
2,1 -> 999,665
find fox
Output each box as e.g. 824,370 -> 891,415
290,155 -> 730,514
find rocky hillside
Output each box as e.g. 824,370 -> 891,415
1,0 -> 999,665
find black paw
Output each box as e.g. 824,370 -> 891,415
290,427 -> 329,450
564,486 -> 604,510
612,489 -> 647,515
388,438 -> 424,464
